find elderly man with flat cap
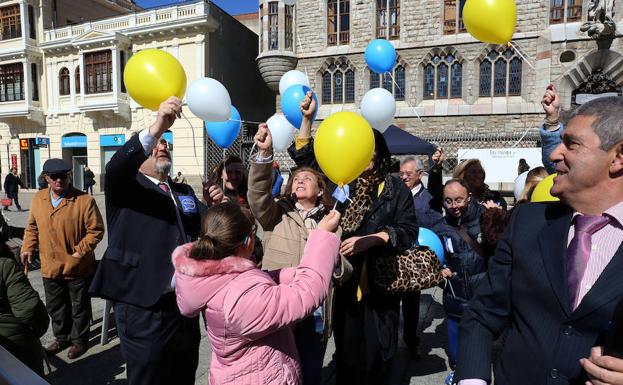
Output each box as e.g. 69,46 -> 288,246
20,158 -> 105,360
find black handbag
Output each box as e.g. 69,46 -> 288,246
443,272 -> 471,320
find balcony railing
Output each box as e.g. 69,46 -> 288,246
43,1 -> 207,42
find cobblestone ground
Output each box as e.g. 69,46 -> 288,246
4,191 -> 451,385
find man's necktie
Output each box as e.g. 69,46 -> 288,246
566,214 -> 610,310
158,182 -> 188,244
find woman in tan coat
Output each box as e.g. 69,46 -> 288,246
248,123 -> 349,385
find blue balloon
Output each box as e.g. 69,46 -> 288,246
281,85 -> 317,129
418,227 -> 445,265
365,39 -> 396,74
204,106 -> 241,148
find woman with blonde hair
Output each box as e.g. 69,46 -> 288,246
518,166 -> 549,202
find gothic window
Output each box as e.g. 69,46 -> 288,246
321,58 -> 355,104
0,63 -> 24,102
479,49 -> 522,97
328,0 -> 350,46
423,53 -> 462,100
285,5 -> 294,50
268,2 -> 279,50
59,67 -> 70,96
376,0 -> 400,39
444,0 -> 466,35
550,0 -> 581,24
369,64 -> 406,101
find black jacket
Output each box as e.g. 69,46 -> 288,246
3,174 -> 24,199
457,202 -> 623,385
89,135 -> 206,307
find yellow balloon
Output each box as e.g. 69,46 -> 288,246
530,174 -> 560,202
463,0 -> 517,44
314,112 -> 375,186
124,49 -> 187,111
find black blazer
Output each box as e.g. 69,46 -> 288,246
456,202 -> 623,385
89,135 -> 205,307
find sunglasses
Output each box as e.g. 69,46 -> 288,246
47,173 -> 69,181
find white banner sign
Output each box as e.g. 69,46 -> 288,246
458,147 -> 544,184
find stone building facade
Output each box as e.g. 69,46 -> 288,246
257,0 -> 623,171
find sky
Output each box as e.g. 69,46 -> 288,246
135,0 -> 259,15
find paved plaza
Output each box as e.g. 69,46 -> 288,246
4,191 -> 451,385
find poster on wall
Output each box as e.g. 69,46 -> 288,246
11,154 -> 17,170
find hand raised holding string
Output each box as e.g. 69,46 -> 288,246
254,123 -> 273,158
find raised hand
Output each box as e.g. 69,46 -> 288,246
541,84 -> 560,122
300,91 -> 317,120
254,123 -> 273,157
432,147 -> 444,170
149,96 -> 182,138
318,210 -> 341,233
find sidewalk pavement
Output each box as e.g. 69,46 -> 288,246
3,191 -> 451,385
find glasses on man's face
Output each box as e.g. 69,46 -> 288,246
399,171 -> 414,178
47,173 -> 69,181
444,197 -> 467,207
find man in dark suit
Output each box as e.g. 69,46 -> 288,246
456,96 -> 623,385
89,97 -> 224,385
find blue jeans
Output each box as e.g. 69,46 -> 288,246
446,317 -> 459,369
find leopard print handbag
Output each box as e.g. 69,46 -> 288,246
373,246 -> 444,293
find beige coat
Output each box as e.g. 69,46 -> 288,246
21,187 -> 105,279
248,161 -> 351,341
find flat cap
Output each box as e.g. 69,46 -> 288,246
43,159 -> 72,174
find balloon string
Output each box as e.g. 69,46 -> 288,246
180,111 -> 203,173
222,148 -> 227,192
229,118 -> 264,125
509,41 -> 536,71
295,21 -> 311,85
387,71 -> 423,124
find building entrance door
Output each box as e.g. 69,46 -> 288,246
72,156 -> 88,191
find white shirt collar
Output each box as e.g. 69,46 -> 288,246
410,183 -> 423,196
143,173 -> 169,188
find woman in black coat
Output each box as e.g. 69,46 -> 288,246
290,129 -> 418,384
3,168 -> 24,211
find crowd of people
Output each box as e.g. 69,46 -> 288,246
0,83 -> 622,385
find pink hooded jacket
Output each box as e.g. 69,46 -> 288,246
172,229 -> 340,385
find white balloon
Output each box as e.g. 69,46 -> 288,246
267,114 -> 296,152
514,170 -> 529,201
284,0 -> 296,5
186,77 -> 231,122
279,70 -> 310,95
360,88 -> 396,133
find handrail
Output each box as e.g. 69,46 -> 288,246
0,345 -> 50,385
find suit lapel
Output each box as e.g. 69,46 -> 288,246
538,208 -> 574,317
570,245 -> 623,321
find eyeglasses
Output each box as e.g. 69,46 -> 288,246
47,173 -> 69,181
444,197 -> 467,207
399,171 -> 414,177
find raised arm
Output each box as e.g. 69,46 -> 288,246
247,124 -> 283,229
226,222 -> 340,340
540,84 -> 563,174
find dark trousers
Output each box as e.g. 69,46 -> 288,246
84,185 -> 93,195
401,291 -> 421,347
446,317 -> 459,369
42,277 -> 92,345
114,293 -> 200,385
294,315 -> 326,385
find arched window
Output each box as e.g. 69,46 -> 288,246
321,58 -> 356,104
369,62 -> 406,101
479,49 -> 522,97
59,67 -> 70,96
75,67 -> 80,93
327,0 -> 350,46
376,0 -> 400,39
422,52 -> 462,100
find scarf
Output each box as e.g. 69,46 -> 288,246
341,174 -> 383,235
294,202 -> 325,231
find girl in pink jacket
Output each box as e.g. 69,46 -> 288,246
173,202 -> 341,385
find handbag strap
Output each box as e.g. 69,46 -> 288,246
456,226 -> 484,258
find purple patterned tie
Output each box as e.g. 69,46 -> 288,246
567,214 -> 610,310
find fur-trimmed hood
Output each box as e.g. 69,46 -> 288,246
171,243 -> 257,277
